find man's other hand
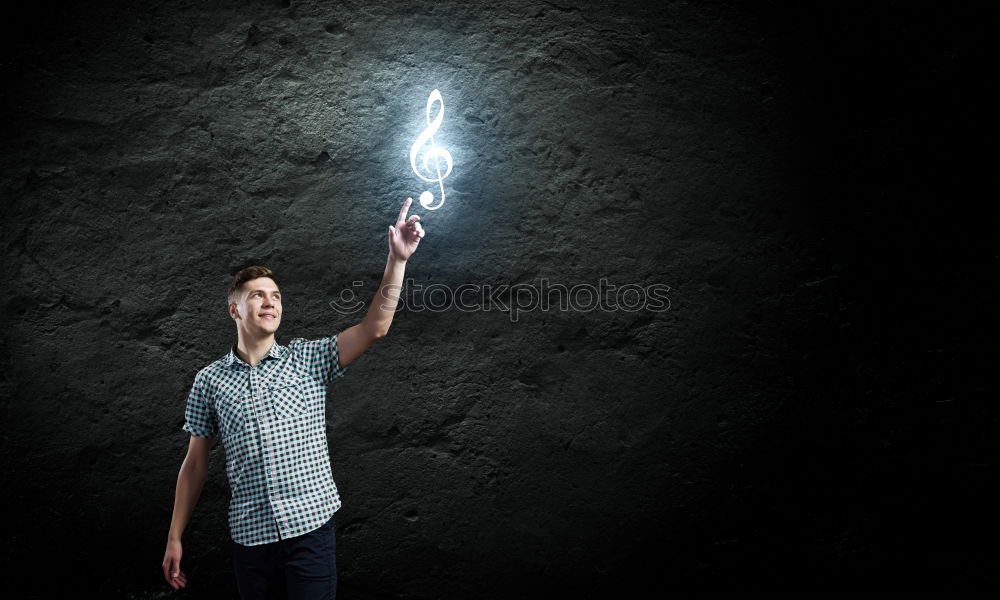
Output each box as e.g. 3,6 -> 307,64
162,539 -> 187,589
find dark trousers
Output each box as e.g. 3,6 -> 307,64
232,514 -> 337,600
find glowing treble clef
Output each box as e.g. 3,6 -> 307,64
409,89 -> 453,210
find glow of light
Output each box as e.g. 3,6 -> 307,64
409,89 -> 453,210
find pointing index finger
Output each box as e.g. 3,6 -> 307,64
397,198 -> 412,226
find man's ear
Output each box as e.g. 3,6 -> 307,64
229,302 -> 241,320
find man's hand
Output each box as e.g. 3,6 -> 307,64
388,197 -> 426,262
162,539 -> 187,589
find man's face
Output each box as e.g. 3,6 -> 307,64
233,277 -> 282,334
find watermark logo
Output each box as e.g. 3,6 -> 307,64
329,277 -> 670,322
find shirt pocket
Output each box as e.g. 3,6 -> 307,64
269,375 -> 310,420
216,392 -> 248,436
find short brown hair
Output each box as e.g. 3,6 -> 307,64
227,265 -> 278,304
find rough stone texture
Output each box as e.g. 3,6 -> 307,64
1,1 -> 994,597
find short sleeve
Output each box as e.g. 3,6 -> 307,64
294,333 -> 347,386
182,370 -> 218,439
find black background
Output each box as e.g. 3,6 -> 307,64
1,1 -> 995,598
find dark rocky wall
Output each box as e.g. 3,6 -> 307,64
1,1 -> 994,597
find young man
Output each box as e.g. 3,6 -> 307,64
162,199 -> 425,599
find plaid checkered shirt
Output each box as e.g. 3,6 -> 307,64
182,334 -> 347,546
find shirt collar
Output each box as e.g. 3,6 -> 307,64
226,340 -> 287,368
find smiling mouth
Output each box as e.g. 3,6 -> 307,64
260,314 -> 277,319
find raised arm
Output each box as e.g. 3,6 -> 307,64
338,197 -> 426,368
